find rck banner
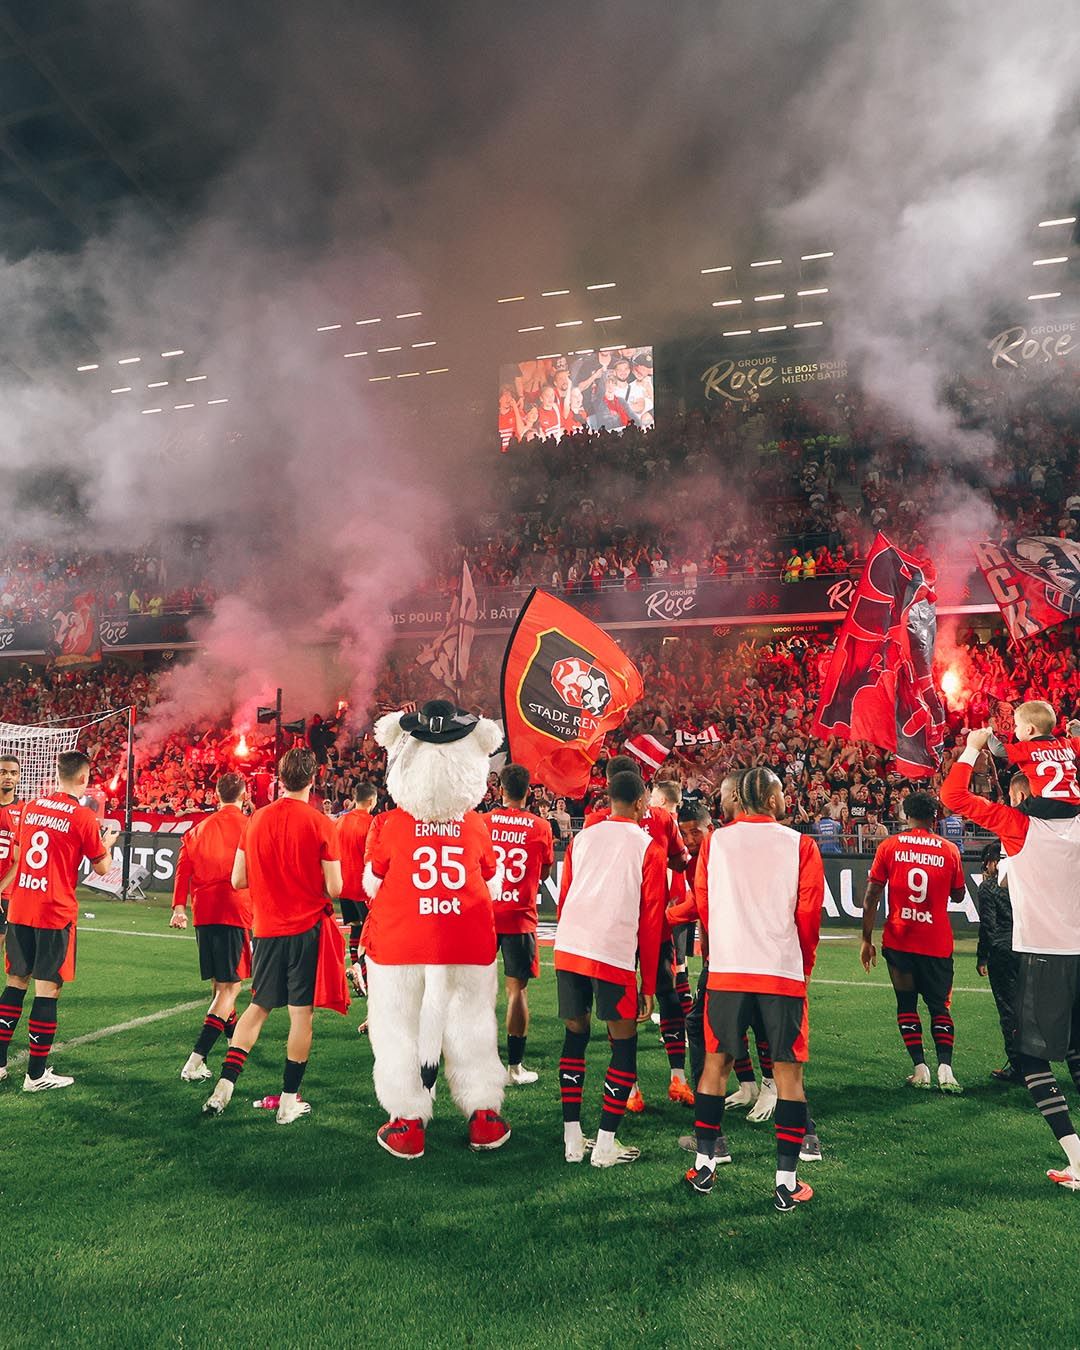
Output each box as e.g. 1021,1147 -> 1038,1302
814,533 -> 946,778
50,591 -> 101,667
973,537 -> 1080,641
501,589 -> 643,797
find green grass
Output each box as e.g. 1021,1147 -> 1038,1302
1,897 -> 1072,1348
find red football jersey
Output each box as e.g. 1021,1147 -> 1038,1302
363,809 -> 498,965
870,828 -> 965,958
7,793 -> 107,929
1007,736 -> 1080,804
172,804 -> 251,928
0,801 -> 23,901
485,806 -> 555,934
242,797 -> 339,938
336,808 -> 373,902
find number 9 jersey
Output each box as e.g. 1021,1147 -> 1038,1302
362,808 -> 500,965
868,828 -> 965,958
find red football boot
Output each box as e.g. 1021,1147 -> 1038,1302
377,1116 -> 425,1160
468,1109 -> 511,1151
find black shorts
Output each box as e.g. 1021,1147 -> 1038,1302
339,897 -> 369,926
705,989 -> 810,1063
5,923 -> 74,985
671,923 -> 694,966
556,968 -> 637,1022
655,939 -> 676,997
1016,952 -> 1080,1061
0,898 -> 7,936
498,932 -> 538,982
251,924 -> 320,1010
196,924 -> 250,983
882,947 -> 953,1011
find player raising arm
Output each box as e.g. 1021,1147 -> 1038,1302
0,752 -> 116,1090
941,728 -> 1080,1192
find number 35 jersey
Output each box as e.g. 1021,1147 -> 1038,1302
869,828 -> 965,958
363,808 -> 499,965
485,807 -> 555,935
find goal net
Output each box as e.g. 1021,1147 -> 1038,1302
0,722 -> 82,802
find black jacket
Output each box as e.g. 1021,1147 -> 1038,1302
975,876 -> 1014,963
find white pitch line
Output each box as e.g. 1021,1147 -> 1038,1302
4,997 -> 205,1070
80,926 -> 194,941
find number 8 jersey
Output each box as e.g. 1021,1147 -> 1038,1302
362,808 -> 500,965
7,792 -> 107,929
868,828 -> 965,958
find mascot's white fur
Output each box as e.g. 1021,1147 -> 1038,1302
363,702 -> 507,1142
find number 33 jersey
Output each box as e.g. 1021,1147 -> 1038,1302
363,808 -> 499,965
484,807 -> 554,935
869,828 -> 965,958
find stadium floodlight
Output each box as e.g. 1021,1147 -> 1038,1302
343,351 -> 367,358
76,363 -> 99,371
355,317 -> 381,325
141,407 -> 162,415
586,282 -> 616,290
147,381 -> 168,388
758,325 -> 787,332
541,289 -> 570,297
396,311 -> 422,318
1033,257 -> 1068,266
426,368 -> 449,374
316,323 -> 343,331
701,265 -> 732,274
800,251 -> 834,259
593,315 -> 622,322
377,345 -> 402,352
185,375 -> 208,381
750,259 -> 782,267
161,350 -> 184,357
723,329 -> 751,336
207,398 -> 229,405
518,326 -> 543,333
397,371 -> 421,378
754,293 -> 785,301
1038,218 -> 1076,227
794,321 -> 824,328
111,387 -> 132,394
369,375 -> 391,382
117,356 -> 141,364
411,341 -> 437,348
1028,292 -> 1062,300
797,288 -> 829,296
174,403 -> 195,410
555,320 -> 583,327
497,296 -> 525,303
712,299 -> 742,307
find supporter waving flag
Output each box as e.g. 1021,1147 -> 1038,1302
813,533 -> 945,778
501,589 -> 643,797
973,537 -> 1080,641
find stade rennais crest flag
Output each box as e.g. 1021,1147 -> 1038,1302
813,533 -> 945,778
501,589 -> 643,797
972,536 -> 1080,641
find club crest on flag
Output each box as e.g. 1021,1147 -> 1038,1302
550,656 -> 612,718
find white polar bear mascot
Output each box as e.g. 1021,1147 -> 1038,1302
362,699 -> 510,1160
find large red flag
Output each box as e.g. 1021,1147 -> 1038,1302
813,533 -> 945,778
973,537 -> 1080,641
501,589 -> 643,797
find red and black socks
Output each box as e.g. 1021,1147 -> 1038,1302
931,1012 -> 955,1067
896,990 -> 926,1065
0,984 -> 27,1066
693,1090 -> 725,1167
221,1045 -> 249,1084
26,996 -> 58,1081
193,1013 -> 226,1060
559,1028 -> 589,1123
774,1097 -> 808,1188
599,1035 -> 638,1135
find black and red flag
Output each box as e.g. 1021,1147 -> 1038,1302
973,536 -> 1080,641
49,590 -> 102,668
813,533 -> 945,778
501,589 -> 643,797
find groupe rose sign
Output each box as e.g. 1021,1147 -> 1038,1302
988,321 -> 1077,370
644,587 -> 699,620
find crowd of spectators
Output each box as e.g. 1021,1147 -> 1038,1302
3,615 -> 1079,854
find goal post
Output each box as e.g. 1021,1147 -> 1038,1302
0,707 -> 138,897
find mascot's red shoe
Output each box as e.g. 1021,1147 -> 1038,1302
468,1109 -> 511,1152
377,1117 -> 426,1160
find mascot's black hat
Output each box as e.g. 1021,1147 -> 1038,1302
399,699 -> 479,744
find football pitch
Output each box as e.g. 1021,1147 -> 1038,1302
2,897 -> 1073,1349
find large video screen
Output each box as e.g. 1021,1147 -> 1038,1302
498,345 -> 654,450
